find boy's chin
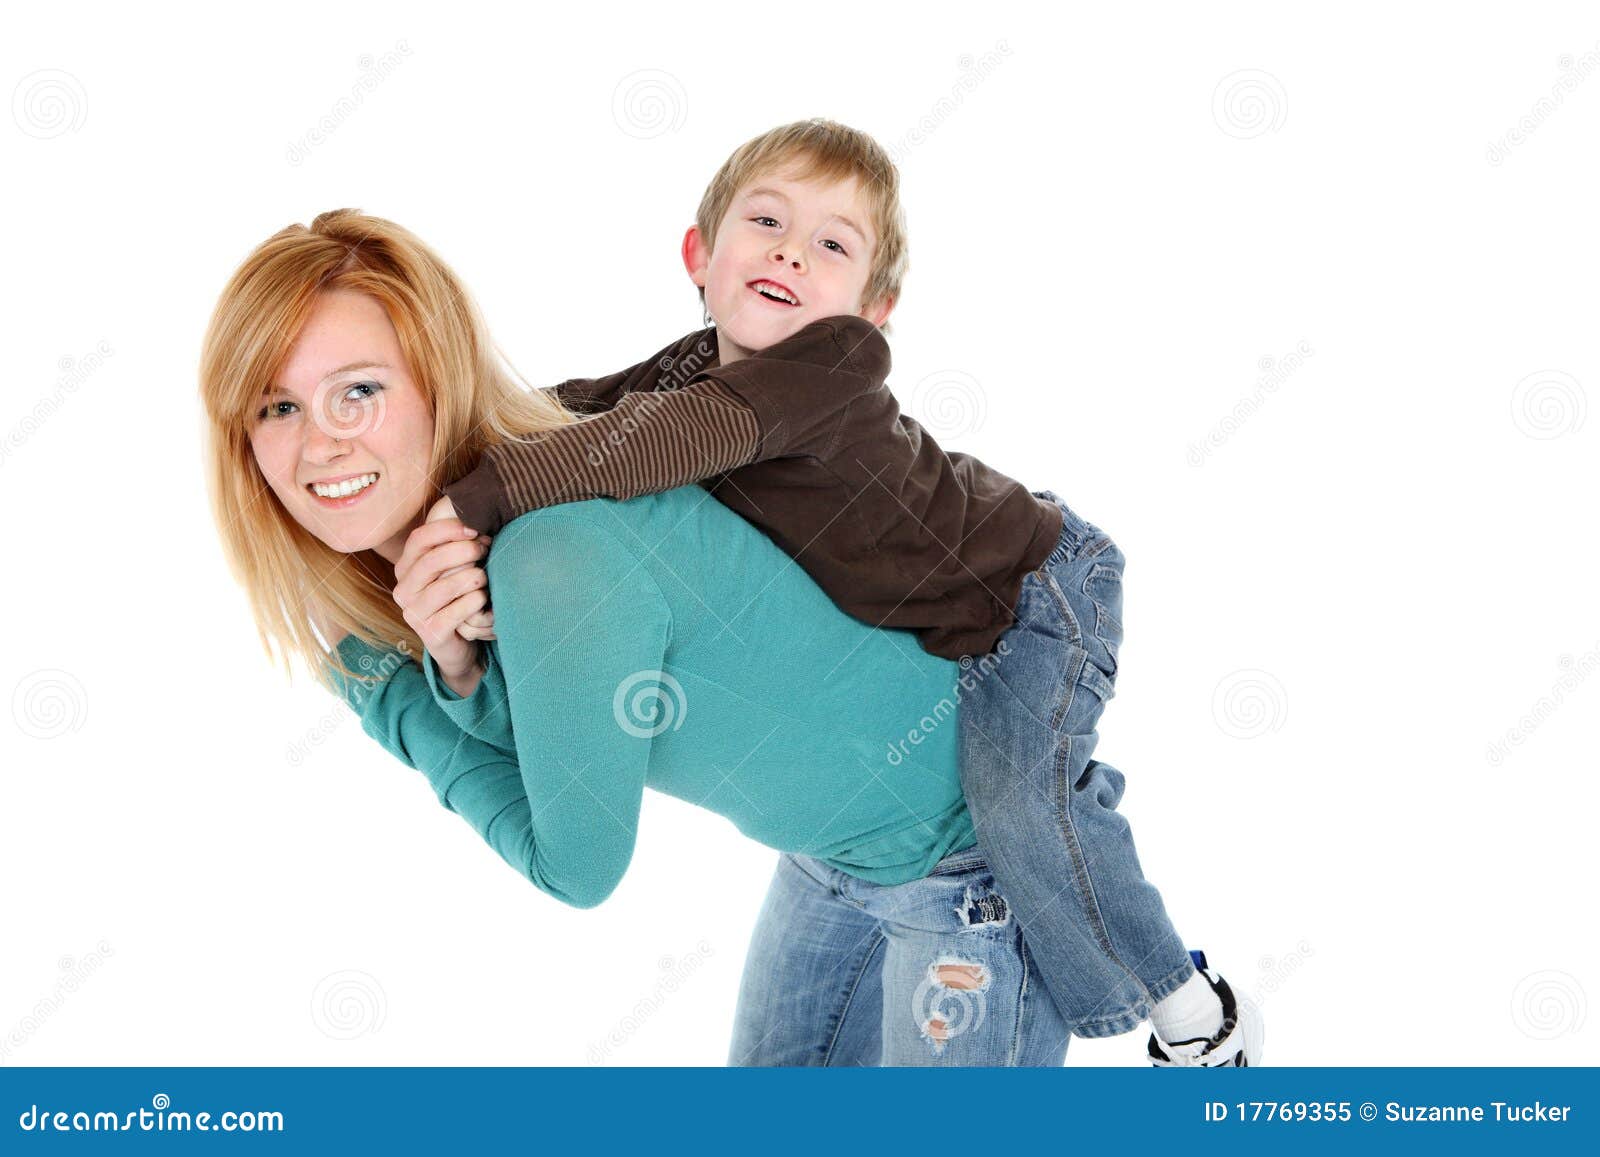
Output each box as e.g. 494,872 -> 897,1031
723,314 -> 810,355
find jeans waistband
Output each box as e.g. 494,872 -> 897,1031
927,843 -> 989,876
1031,489 -> 1110,566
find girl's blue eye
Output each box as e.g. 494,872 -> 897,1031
255,381 -> 382,422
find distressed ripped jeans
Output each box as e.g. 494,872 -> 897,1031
728,846 -> 1072,1066
955,490 -> 1195,1039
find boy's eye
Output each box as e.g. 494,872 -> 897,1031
821,239 -> 848,255
751,215 -> 780,228
255,380 -> 382,422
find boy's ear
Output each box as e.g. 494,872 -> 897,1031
861,294 -> 896,328
681,225 -> 710,288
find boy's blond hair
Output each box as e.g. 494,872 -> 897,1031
694,118 -> 909,315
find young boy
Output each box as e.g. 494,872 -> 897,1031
434,118 -> 1264,1066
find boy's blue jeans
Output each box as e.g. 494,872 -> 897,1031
956,490 -> 1196,1038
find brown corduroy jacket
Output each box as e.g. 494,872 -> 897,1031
443,315 -> 1063,660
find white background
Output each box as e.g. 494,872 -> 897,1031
3,1 -> 1596,1067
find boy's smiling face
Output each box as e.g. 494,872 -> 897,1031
683,167 -> 894,363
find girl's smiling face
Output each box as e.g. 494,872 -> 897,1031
248,289 -> 437,564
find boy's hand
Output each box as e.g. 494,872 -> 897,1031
425,494 -> 460,526
425,495 -> 496,642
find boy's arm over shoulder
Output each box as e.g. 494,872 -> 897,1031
441,316 -> 890,537
708,314 -> 889,460
443,328 -> 723,535
537,329 -> 705,414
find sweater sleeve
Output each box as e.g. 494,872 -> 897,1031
466,380 -> 759,527
442,334 -> 719,536
440,317 -> 888,537
483,511 -> 674,908
327,635 -> 556,899
420,643 -> 516,757
327,557 -> 666,909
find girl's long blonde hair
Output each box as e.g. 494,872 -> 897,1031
198,208 -> 576,695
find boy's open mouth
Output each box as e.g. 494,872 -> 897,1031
748,279 -> 801,307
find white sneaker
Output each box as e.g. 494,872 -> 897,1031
1146,949 -> 1265,1066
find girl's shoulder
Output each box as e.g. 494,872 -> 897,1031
497,486 -> 722,552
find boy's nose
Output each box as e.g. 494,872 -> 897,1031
769,247 -> 804,272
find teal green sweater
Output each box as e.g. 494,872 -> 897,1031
328,484 -> 975,908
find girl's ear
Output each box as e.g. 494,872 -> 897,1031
681,225 -> 711,288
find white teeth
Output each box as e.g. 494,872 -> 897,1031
756,282 -> 797,304
311,472 -> 378,498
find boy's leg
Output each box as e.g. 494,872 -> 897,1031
957,493 -> 1195,1039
